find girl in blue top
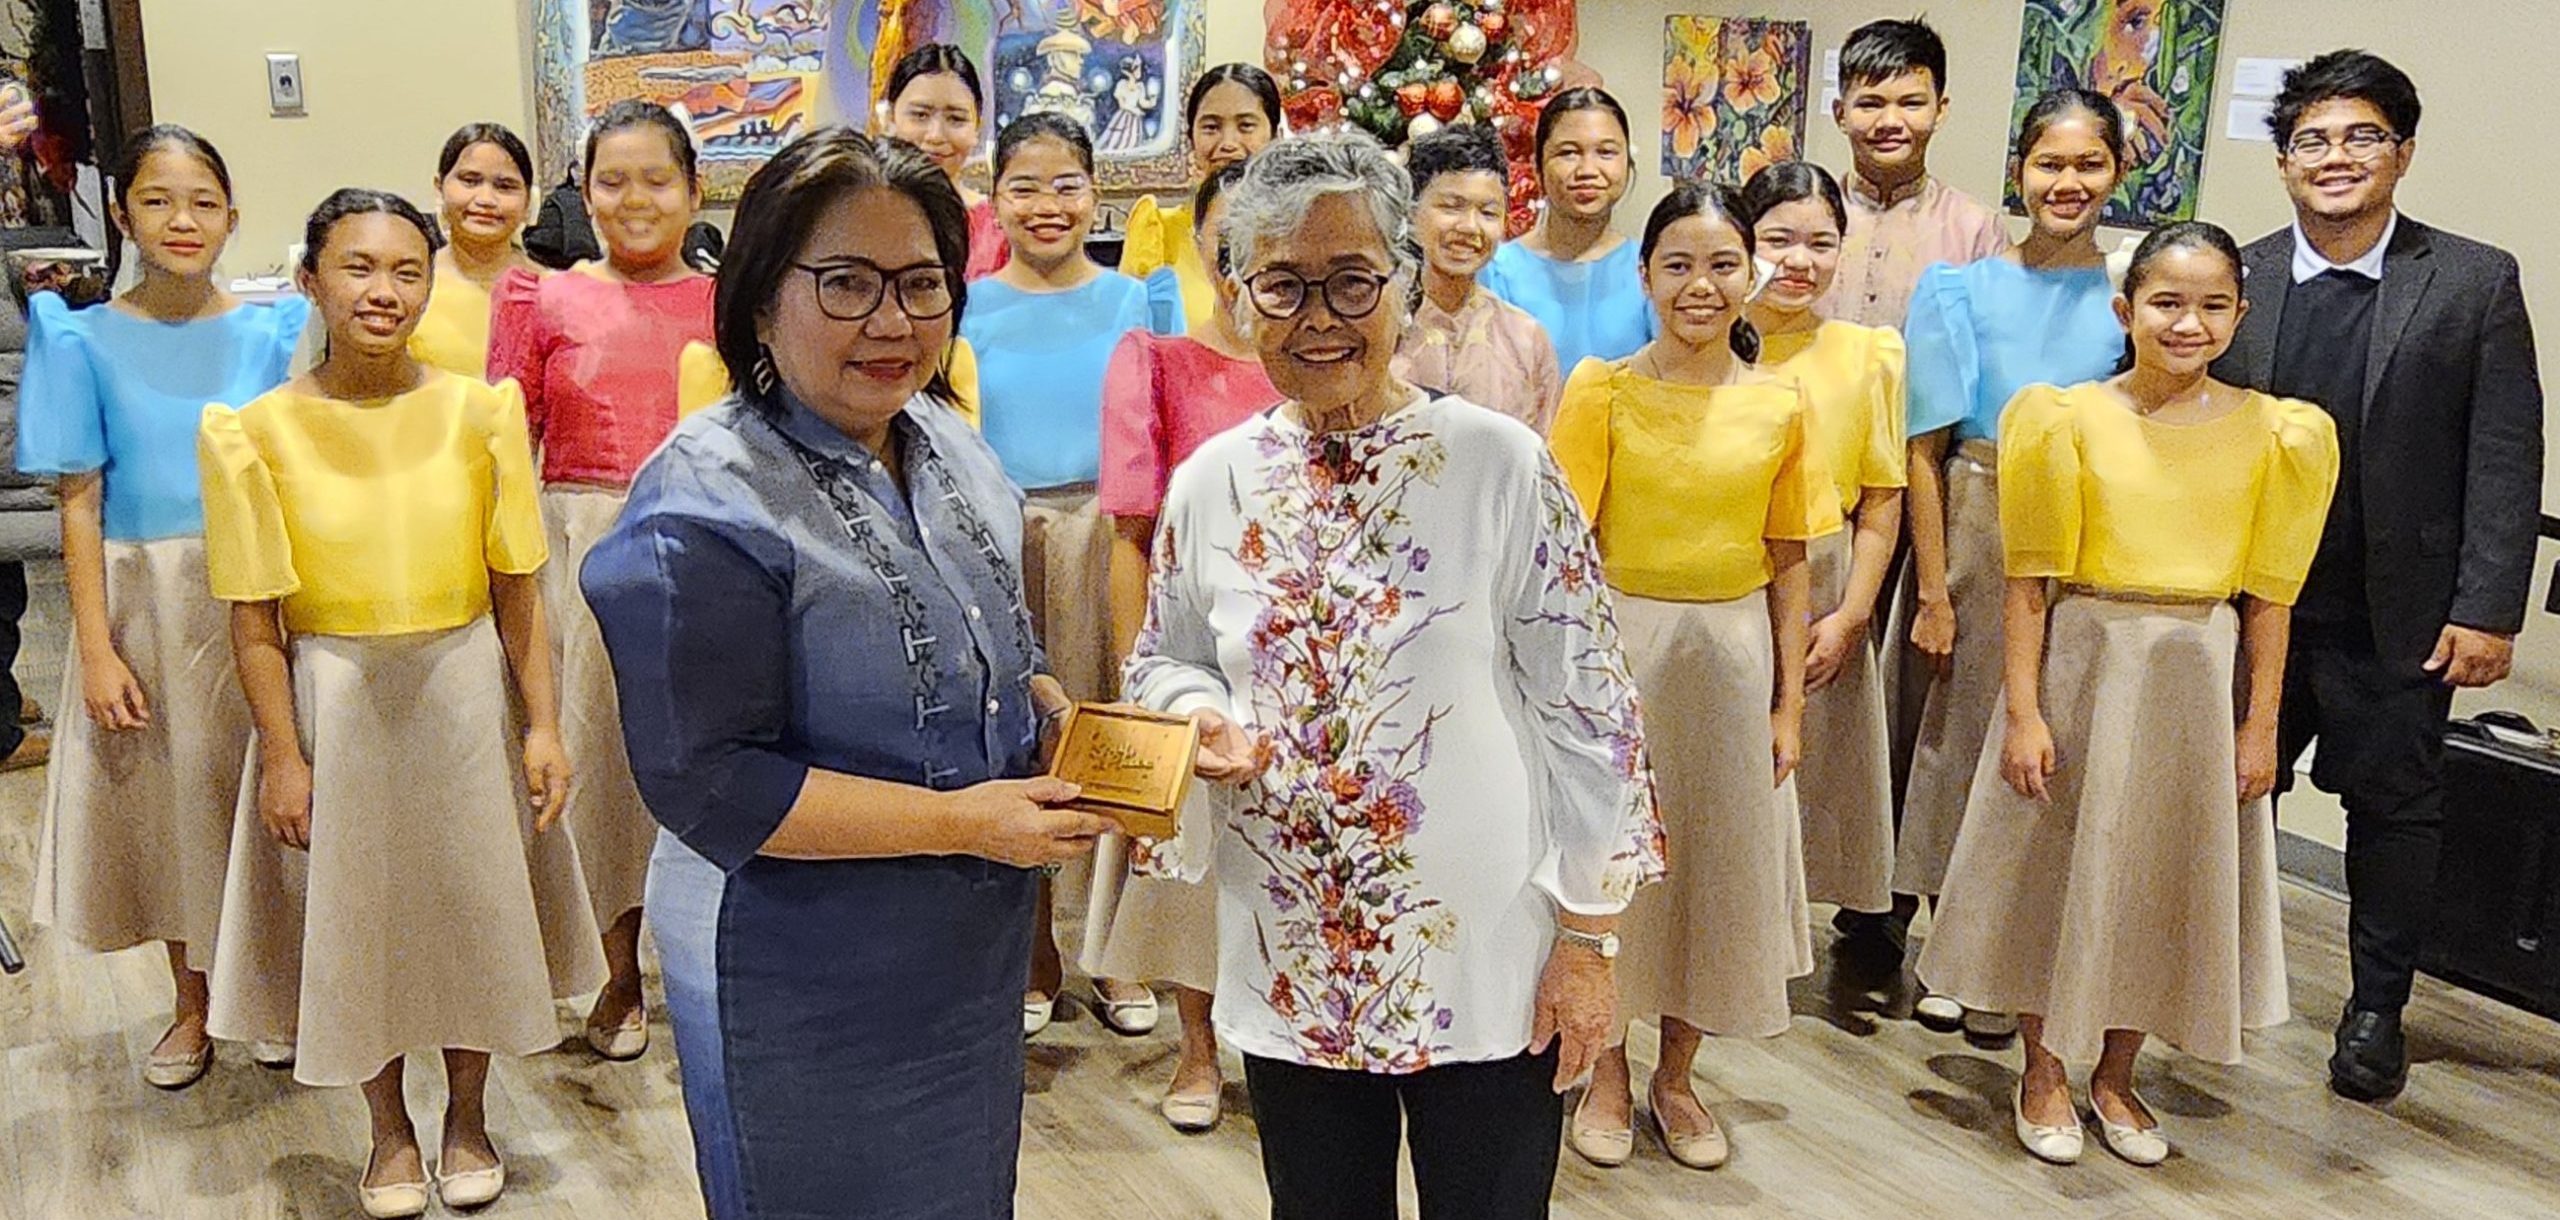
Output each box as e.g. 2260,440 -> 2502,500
18,126 -> 308,1091
959,111 -> 1180,1038
1894,91 -> 2129,1036
1482,86 -> 1656,371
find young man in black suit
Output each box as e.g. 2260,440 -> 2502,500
2213,50 -> 2544,1104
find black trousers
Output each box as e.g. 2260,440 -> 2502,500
2277,629 -> 2456,1015
0,561 -> 25,758
1243,1047 -> 1562,1220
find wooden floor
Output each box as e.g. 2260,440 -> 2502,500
6,560 -> 2560,1219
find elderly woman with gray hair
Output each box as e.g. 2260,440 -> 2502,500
1122,128 -> 1666,1220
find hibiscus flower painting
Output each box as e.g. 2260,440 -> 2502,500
1660,15 -> 1811,185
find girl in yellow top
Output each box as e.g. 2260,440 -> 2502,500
1114,62 -> 1279,331
410,123 -> 534,377
1916,224 -> 2338,1169
1550,182 -> 1841,1172
1740,161 -> 1908,924
199,190 -> 605,1218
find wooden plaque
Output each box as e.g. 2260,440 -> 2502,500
1046,704 -> 1201,840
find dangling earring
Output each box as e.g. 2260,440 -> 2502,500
753,345 -> 780,397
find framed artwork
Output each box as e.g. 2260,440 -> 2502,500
2005,0 -> 2226,227
1660,15 -> 1812,185
531,1 -> 1206,202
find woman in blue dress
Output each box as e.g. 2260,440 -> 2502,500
1894,89 -> 2130,1038
1481,86 -> 1655,371
582,128 -> 1114,1220
19,126 -> 307,1091
960,110 -> 1180,1037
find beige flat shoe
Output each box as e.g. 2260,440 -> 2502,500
2093,1089 -> 2168,1166
1647,1081 -> 1729,1170
358,1178 -> 429,1219
1160,1087 -> 1222,1133
1094,982 -> 1160,1036
1567,1092 -> 1634,1168
436,1159 -> 507,1210
249,1039 -> 297,1069
2013,1079 -> 2084,1165
584,1002 -> 649,1061
143,1027 -> 211,1091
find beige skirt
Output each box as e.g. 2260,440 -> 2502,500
1914,595 -> 2288,1065
204,617 -> 608,1087
1079,834 -> 1218,992
1798,529 -> 1895,914
1025,486 -> 1117,958
31,538 -> 251,957
1612,591 -> 1812,1039
544,485 -> 653,928
1893,442 -> 2003,897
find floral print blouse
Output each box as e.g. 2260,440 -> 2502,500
1124,393 -> 1665,1073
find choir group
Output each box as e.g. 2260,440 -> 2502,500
16,13 -> 2541,1220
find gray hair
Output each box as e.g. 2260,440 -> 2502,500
1220,128 -> 1419,292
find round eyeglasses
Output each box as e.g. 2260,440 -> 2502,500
1243,267 -> 1392,321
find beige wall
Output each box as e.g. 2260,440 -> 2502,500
136,2 -> 2555,849
136,0 -> 537,275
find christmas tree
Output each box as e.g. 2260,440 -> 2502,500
1267,0 -> 1583,235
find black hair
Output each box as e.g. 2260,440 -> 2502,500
1406,122 -> 1507,195
719,128 -> 968,409
437,122 -> 535,186
2012,87 -> 2126,179
1193,162 -> 1247,278
2112,221 -> 2246,373
2268,49 -> 2421,144
1186,62 -> 1283,131
584,98 -> 699,183
994,111 -> 1095,177
113,124 -> 232,211
1534,86 -> 1631,161
298,187 -> 443,275
1738,160 -> 1846,235
1838,18 -> 1948,95
1639,181 -> 1761,363
886,43 -> 985,116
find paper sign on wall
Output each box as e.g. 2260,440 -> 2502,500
2226,57 -> 2302,142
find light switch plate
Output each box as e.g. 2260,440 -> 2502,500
266,53 -> 304,116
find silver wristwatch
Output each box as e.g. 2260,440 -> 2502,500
1556,927 -> 1620,960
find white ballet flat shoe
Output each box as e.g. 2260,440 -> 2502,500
249,1039 -> 297,1069
1913,993 -> 1964,1032
1567,1093 -> 1634,1168
1160,1086 -> 1222,1133
436,1158 -> 507,1210
1647,1081 -> 1730,1170
2094,1092 -> 2170,1166
1023,992 -> 1056,1038
584,1002 -> 650,1062
143,1030 -> 211,1091
2013,1080 -> 2084,1165
358,1174 -> 430,1219
1093,983 -> 1160,1036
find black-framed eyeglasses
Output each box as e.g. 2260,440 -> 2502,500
794,259 -> 955,322
2284,126 -> 2404,164
1243,267 -> 1392,321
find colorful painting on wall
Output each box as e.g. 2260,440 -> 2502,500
532,1 -> 1206,202
1660,15 -> 1812,186
2005,0 -> 2225,227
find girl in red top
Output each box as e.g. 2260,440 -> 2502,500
486,98 -> 713,1064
